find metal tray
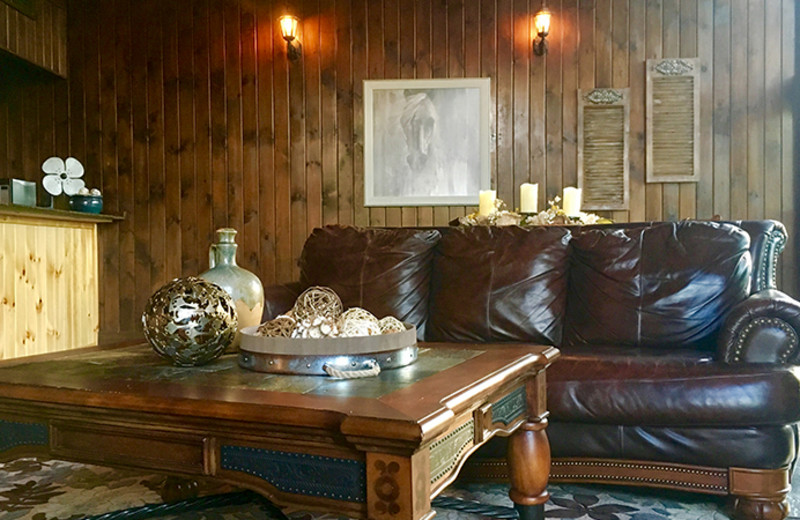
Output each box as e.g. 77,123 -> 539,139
238,324 -> 418,375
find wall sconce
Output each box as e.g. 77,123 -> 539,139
279,15 -> 301,60
533,6 -> 551,56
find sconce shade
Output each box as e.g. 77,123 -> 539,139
279,15 -> 299,42
534,7 -> 551,37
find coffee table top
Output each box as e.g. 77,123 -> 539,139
0,342 -> 558,444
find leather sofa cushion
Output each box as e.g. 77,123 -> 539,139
564,221 -> 752,350
298,226 -> 440,331
426,226 -> 570,344
547,348 -> 800,427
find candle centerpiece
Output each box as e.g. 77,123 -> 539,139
478,190 -> 497,217
562,187 -> 582,216
520,183 -> 538,214
458,186 -> 611,227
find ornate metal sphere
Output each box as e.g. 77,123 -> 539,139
142,276 -> 238,366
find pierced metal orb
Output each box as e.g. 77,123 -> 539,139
142,276 -> 238,366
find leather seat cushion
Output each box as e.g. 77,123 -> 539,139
475,423 -> 798,470
298,226 -> 440,332
564,221 -> 752,350
426,226 -> 571,344
548,347 -> 800,427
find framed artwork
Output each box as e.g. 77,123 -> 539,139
364,78 -> 491,207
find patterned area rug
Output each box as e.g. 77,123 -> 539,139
1,458 -> 798,520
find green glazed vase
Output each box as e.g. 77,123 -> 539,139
199,228 -> 264,347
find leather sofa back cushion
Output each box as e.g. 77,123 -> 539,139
564,221 -> 752,350
298,226 -> 440,329
427,226 -> 570,344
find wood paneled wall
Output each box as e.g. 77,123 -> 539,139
0,0 -> 796,341
0,0 -> 67,77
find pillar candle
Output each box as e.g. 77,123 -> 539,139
478,190 -> 496,217
520,183 -> 538,213
562,187 -> 582,216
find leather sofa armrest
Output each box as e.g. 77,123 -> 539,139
262,281 -> 304,321
717,289 -> 800,364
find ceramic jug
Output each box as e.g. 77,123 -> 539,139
199,228 -> 264,346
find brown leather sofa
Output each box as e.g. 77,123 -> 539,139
262,220 -> 800,520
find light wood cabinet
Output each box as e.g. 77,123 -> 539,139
0,206 -> 119,359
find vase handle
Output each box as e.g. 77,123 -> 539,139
208,244 -> 217,269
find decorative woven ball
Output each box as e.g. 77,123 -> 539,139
292,286 -> 343,322
339,307 -> 381,337
256,314 -> 296,337
142,276 -> 238,366
378,316 -> 406,334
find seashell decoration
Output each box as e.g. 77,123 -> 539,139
254,286 -> 405,339
292,315 -> 340,338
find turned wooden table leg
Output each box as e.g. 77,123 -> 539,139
508,417 -> 550,520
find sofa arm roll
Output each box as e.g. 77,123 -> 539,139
262,281 -> 303,321
718,289 -> 800,364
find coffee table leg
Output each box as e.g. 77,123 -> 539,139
366,451 -> 432,520
508,417 -> 550,520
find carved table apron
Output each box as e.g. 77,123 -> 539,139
0,342 -> 558,520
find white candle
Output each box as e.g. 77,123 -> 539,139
478,190 -> 496,216
562,187 -> 582,216
520,183 -> 538,213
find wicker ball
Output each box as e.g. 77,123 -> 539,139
142,276 -> 238,366
292,286 -> 343,322
256,314 -> 296,337
339,307 -> 381,337
378,316 -> 406,334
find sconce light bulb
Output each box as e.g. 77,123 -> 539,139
534,7 -> 551,37
279,15 -> 299,43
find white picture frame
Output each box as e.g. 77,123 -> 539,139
364,78 -> 491,207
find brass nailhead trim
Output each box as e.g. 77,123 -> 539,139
552,460 -> 721,476
732,317 -> 798,362
756,229 -> 786,291
550,461 -> 727,491
549,472 -> 726,491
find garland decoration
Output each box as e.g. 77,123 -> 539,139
458,196 -> 612,227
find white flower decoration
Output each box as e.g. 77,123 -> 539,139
41,156 -> 85,196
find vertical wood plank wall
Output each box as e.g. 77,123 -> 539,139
0,0 -> 796,341
0,0 -> 67,77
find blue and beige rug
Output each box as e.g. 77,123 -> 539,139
1,458 -> 798,520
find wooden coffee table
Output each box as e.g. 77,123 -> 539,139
0,342 -> 558,520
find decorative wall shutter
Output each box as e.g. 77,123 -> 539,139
578,88 -> 630,211
646,58 -> 700,183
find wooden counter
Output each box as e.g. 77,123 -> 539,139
0,205 -> 122,359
